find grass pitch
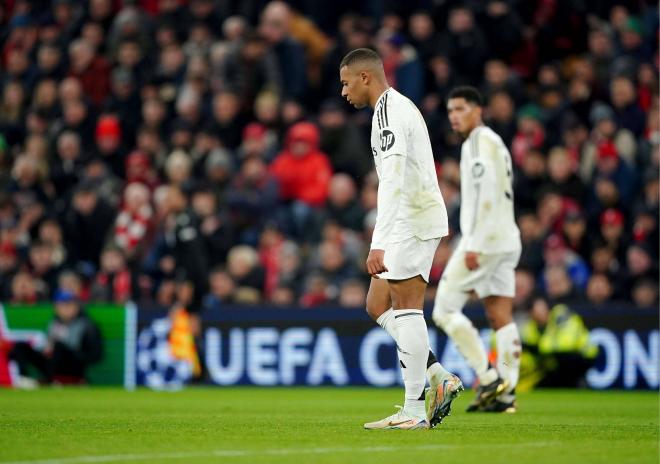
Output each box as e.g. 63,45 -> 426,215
0,387 -> 657,464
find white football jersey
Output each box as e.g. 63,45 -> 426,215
369,88 -> 448,249
458,125 -> 521,254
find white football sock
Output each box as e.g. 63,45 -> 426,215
378,307 -> 453,385
376,308 -> 397,340
495,322 -> 521,395
438,311 -> 498,385
394,309 -> 429,419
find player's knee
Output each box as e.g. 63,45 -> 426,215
431,303 -> 449,329
365,300 -> 387,321
432,305 -> 471,337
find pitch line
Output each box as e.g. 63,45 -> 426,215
1,442 -> 555,464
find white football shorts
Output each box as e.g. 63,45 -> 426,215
438,247 -> 521,302
378,236 -> 442,282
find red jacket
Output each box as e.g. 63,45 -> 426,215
270,122 -> 332,207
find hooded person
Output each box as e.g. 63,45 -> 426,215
269,121 -> 333,208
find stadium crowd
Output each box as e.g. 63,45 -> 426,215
0,0 -> 658,313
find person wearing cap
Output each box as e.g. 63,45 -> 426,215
598,208 -> 628,262
8,289 -> 103,385
590,139 -> 637,205
511,103 -> 547,168
580,102 -> 636,182
237,122 -> 277,163
95,114 -> 128,178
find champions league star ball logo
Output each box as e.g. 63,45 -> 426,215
136,317 -> 193,390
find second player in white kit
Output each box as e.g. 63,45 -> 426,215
432,86 -> 522,413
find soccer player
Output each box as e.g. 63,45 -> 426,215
432,86 -> 522,413
339,48 -> 463,430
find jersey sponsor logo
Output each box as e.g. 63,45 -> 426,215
380,130 -> 395,151
472,161 -> 485,178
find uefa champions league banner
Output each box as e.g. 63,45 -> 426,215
135,305 -> 658,390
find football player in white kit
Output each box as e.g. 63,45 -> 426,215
432,86 -> 522,413
339,48 -> 463,430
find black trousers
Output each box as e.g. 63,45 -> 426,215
538,353 -> 594,388
10,341 -> 86,382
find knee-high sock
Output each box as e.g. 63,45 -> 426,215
495,322 -> 521,397
435,311 -> 498,385
377,308 -> 452,383
394,309 -> 430,418
376,308 -> 397,340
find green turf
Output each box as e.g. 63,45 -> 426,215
0,388 -> 657,464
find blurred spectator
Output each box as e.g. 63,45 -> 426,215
8,289 -> 103,385
270,121 -> 332,240
27,240 -> 59,298
438,6 -> 488,85
226,245 -> 264,300
10,271 -> 40,304
113,183 -> 153,261
203,267 -> 237,310
338,279 -> 367,307
216,32 -> 282,107
544,264 -> 582,306
89,246 -> 132,304
324,174 -> 365,232
581,103 -> 637,183
68,38 -> 111,107
485,90 -> 517,148
598,208 -> 628,263
546,147 -> 585,203
621,243 -> 659,299
610,75 -> 646,137
561,208 -> 591,263
225,158 -> 279,245
376,32 -> 424,104
191,186 -> 235,267
631,278 -> 659,309
300,273 -> 330,307
62,180 -> 116,270
236,122 -> 277,163
162,185 -> 208,309
585,273 -> 614,306
318,99 -> 370,180
543,234 -> 590,292
95,114 -> 127,178
259,1 -> 307,99
511,105 -> 547,168
51,131 -> 84,198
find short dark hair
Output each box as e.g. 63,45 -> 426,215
448,86 -> 483,106
339,48 -> 381,70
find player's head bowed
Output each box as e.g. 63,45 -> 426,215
339,48 -> 387,110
